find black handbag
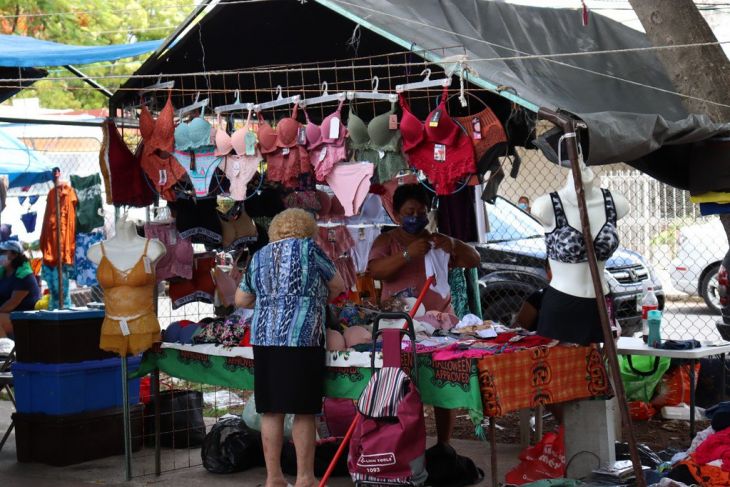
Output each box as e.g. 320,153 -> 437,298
144,389 -> 206,448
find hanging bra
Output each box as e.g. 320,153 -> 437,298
214,113 -> 260,200
214,112 -> 257,158
257,104 -> 300,154
545,189 -> 620,264
303,100 -> 348,181
140,93 -> 175,152
257,105 -> 311,188
347,101 -> 406,183
175,110 -> 213,151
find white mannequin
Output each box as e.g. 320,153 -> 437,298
532,164 -> 629,298
88,216 -> 166,270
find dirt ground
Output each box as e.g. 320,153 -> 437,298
424,407 -> 708,454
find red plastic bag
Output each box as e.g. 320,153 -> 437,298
629,401 -> 656,421
505,426 -> 566,485
652,363 -> 701,408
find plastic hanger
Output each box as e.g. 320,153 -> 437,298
214,90 -> 254,115
347,76 -> 398,102
396,69 -> 451,93
300,82 -> 346,108
139,76 -> 175,94
254,85 -> 300,112
176,92 -> 209,118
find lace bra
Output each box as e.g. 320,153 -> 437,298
347,102 -> 400,151
175,113 -> 213,151
545,189 -> 619,264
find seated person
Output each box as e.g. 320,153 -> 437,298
367,183 -> 480,447
0,241 -> 41,340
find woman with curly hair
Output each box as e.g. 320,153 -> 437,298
236,208 -> 344,487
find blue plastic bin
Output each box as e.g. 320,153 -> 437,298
12,356 -> 142,415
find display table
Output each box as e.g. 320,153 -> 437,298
616,337 -> 730,437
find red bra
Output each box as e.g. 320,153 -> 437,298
257,104 -> 300,154
139,93 -> 175,153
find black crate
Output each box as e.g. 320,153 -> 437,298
11,309 -> 115,363
13,403 -> 143,466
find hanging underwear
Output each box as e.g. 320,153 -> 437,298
380,173 -> 418,222
316,191 -> 345,222
399,86 -> 476,195
453,105 -> 508,165
20,211 -> 37,233
347,225 -> 379,274
303,99 -> 348,181
244,182 -> 285,218
347,101 -> 407,183
346,193 -> 389,225
143,221 -> 194,282
315,225 -> 355,261
168,254 -> 216,309
214,113 -> 261,201
219,209 -> 258,250
102,119 -> 155,207
173,148 -> 223,197
74,231 -> 104,287
169,197 -> 223,245
325,162 -> 374,217
139,95 -> 187,201
257,105 -> 311,188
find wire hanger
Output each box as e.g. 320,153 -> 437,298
176,92 -> 209,118
396,68 -> 451,93
214,89 -> 254,115
347,76 -> 397,102
254,85 -> 300,112
139,76 -> 175,94
300,81 -> 346,107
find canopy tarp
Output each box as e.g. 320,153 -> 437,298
109,0 -> 730,192
0,129 -> 54,188
0,34 -> 162,68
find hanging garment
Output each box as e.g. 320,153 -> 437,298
325,162 -> 374,217
73,231 -> 104,287
143,221 -> 194,282
244,181 -> 285,218
173,148 -> 224,197
214,113 -> 260,201
101,119 -> 155,207
316,191 -> 346,221
219,209 -> 258,251
448,268 -> 469,319
303,99 -> 348,181
545,189 -> 619,264
139,95 -> 188,201
399,86 -> 477,195
437,185 -> 478,242
315,225 -> 355,261
98,240 -> 160,356
348,101 -> 407,183
70,173 -> 104,233
424,247 -> 450,298
334,256 -> 357,291
168,254 -> 216,309
347,225 -> 379,274
346,193 -> 390,225
454,105 -> 508,184
168,197 -> 223,245
380,173 -> 418,222
41,264 -> 72,310
40,183 -> 78,267
20,211 -> 37,233
174,112 -> 213,151
257,106 -> 311,188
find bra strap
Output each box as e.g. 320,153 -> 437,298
550,192 -> 568,227
101,242 -> 107,257
398,92 -> 411,111
602,189 -> 617,224
336,97 -> 345,112
143,238 -> 150,257
291,102 -> 299,120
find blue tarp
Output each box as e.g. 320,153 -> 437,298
0,130 -> 53,188
0,34 -> 162,68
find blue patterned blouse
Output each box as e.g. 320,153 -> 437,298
239,237 -> 336,347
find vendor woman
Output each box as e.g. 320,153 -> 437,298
0,240 -> 41,340
368,183 -> 480,446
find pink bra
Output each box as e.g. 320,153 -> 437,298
303,98 -> 347,150
214,112 -> 256,157
257,105 -> 300,154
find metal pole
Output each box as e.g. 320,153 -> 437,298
52,169 -> 64,310
121,356 -> 132,481
537,108 -> 646,487
153,368 -> 161,476
489,416 -> 498,487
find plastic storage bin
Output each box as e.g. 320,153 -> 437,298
11,309 -> 115,363
13,404 -> 144,466
12,356 -> 142,415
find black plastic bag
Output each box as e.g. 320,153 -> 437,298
281,437 -> 350,477
425,443 -> 484,487
144,389 -> 206,448
202,417 -> 264,474
614,441 -> 662,468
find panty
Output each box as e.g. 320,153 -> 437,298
174,147 -> 224,197
347,225 -> 379,273
170,197 -> 223,245
168,255 -> 216,309
144,221 -> 194,281
219,210 -> 258,250
325,162 -> 374,217
315,225 -> 355,261
222,154 -> 259,201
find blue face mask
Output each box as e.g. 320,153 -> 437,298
401,215 -> 429,235
518,202 -> 528,211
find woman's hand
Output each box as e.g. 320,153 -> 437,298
406,238 -> 431,259
431,233 -> 455,254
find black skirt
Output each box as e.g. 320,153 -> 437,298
253,345 -> 325,414
537,286 -> 605,345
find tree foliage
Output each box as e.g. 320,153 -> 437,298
0,0 -> 195,109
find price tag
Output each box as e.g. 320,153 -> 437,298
377,150 -> 385,160
328,117 -> 340,139
358,227 -> 366,241
119,319 -> 130,336
282,147 -> 290,155
168,229 -> 177,245
434,144 -> 446,162
318,147 -> 328,163
328,228 -> 337,242
159,169 -> 168,185
472,117 -> 482,140
143,256 -> 152,274
244,131 -> 257,156
389,114 -> 398,130
429,109 -> 441,128
233,160 -> 241,175
297,126 -> 307,145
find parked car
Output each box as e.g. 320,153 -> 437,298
718,249 -> 730,325
474,196 -> 665,336
670,219 -> 728,313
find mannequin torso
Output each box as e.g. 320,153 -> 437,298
88,218 -> 166,270
532,166 -> 629,298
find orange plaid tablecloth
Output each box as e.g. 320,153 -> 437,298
476,344 -> 611,417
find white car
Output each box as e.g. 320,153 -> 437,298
670,218 -> 728,313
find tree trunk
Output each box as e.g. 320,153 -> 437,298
628,0 -> 730,122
